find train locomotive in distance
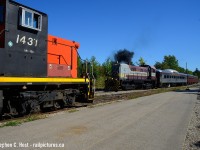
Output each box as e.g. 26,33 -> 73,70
105,63 -> 157,91
105,63 -> 198,91
0,0 -> 94,117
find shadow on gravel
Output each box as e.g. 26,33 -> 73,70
175,89 -> 199,95
194,141 -> 200,148
175,89 -> 199,93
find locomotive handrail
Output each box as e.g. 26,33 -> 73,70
47,39 -> 82,57
47,53 -> 69,66
47,39 -> 83,62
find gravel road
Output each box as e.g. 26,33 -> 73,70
0,88 -> 198,150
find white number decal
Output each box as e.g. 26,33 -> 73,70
27,38 -> 33,46
35,39 -> 38,47
16,34 -> 19,43
16,34 -> 38,47
20,36 -> 26,44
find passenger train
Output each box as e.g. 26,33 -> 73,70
105,63 -> 198,91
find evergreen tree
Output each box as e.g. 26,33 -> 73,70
102,57 -> 112,76
137,57 -> 146,66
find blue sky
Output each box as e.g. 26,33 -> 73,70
15,0 -> 200,71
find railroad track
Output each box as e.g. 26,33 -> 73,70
95,89 -> 148,96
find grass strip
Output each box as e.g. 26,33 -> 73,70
0,114 -> 47,128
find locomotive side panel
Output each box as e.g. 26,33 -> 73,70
0,0 -> 48,77
47,35 -> 79,78
119,64 -> 148,81
0,0 -> 6,48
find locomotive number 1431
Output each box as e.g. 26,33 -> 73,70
16,34 -> 38,47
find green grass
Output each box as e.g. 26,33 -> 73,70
1,120 -> 22,127
24,114 -> 46,122
0,114 -> 47,128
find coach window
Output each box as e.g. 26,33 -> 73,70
0,5 -> 3,23
20,7 -> 42,31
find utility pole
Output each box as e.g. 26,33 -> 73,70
186,62 -> 187,74
186,62 -> 189,90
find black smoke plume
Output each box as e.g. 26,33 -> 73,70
114,49 -> 134,64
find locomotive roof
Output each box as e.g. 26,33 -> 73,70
120,63 -> 156,69
10,0 -> 47,16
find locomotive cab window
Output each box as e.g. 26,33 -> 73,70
20,7 -> 42,31
0,5 -> 4,23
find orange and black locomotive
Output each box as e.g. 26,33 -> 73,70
0,0 -> 94,117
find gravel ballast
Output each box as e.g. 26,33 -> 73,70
183,90 -> 200,150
